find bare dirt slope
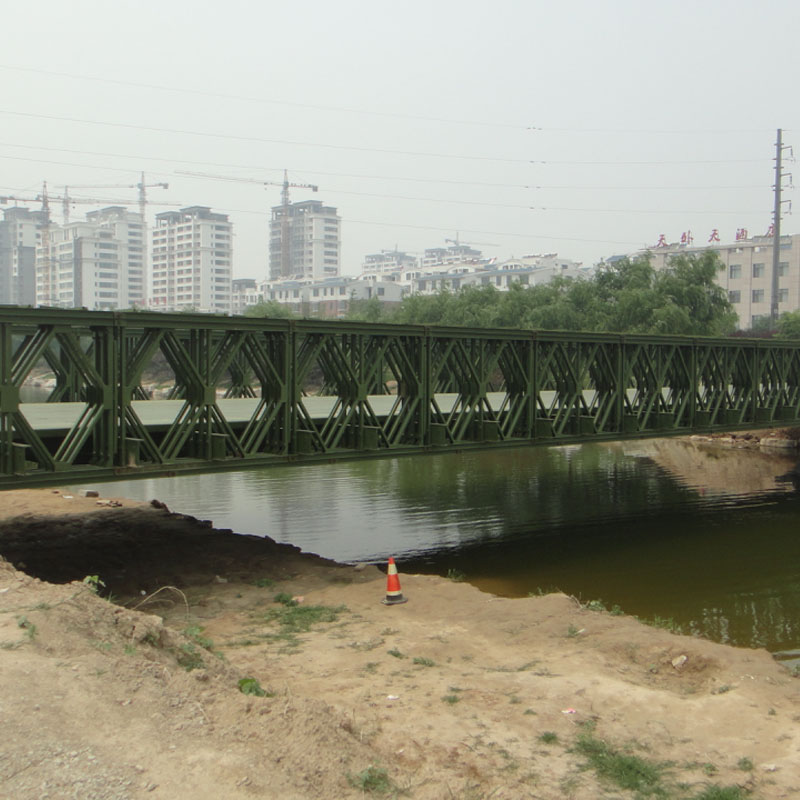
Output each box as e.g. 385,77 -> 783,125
1,490 -> 799,799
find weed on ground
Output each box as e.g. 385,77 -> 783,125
262,600 -> 347,633
346,764 -> 404,796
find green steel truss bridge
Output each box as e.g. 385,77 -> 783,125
2,306 -> 800,488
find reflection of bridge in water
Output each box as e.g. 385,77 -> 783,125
3,306 -> 800,487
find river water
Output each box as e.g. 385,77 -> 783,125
102,440 -> 800,656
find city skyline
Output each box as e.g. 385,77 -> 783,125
2,0 -> 798,281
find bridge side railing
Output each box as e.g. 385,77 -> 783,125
2,306 -> 800,483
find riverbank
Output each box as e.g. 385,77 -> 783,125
1,490 -> 799,799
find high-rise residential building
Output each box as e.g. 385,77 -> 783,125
0,207 -> 45,306
35,207 -> 146,310
269,200 -> 340,281
86,206 -> 147,308
151,206 -> 233,313
644,233 -> 800,330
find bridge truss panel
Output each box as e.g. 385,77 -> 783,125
2,307 -> 800,486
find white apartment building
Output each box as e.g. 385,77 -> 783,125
361,250 -> 419,275
263,276 -> 403,318
645,234 -> 800,329
231,278 -> 261,315
151,206 -> 233,313
0,207 -> 45,306
35,207 -> 146,310
421,244 -> 483,269
86,207 -> 146,307
410,256 -> 588,295
269,200 -> 340,282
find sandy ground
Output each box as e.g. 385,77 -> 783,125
1,487 -> 800,799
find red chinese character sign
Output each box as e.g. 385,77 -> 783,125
680,231 -> 693,245
708,229 -> 720,243
655,234 -> 669,248
735,228 -> 748,241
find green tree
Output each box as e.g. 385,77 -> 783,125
244,300 -> 295,319
346,296 -> 386,322
777,310 -> 800,338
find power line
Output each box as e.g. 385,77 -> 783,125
0,143 -> 769,190
0,110 -> 531,165
0,63 -> 525,131
0,110 -> 773,167
0,63 -> 777,136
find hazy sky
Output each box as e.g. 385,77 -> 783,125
2,0 -> 798,278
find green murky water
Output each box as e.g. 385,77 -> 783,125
103,440 -> 800,655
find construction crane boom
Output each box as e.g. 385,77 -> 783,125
61,175 -> 169,222
445,234 -> 498,248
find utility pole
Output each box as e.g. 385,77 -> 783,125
771,128 -> 793,324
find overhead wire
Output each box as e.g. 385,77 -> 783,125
0,64 -> 779,135
0,142 -> 769,189
0,110 -> 773,167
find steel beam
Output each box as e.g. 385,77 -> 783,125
3,306 -> 800,487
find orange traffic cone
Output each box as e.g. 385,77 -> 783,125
381,557 -> 408,605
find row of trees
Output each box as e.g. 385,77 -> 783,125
245,251 -> 800,338
347,252 -> 738,336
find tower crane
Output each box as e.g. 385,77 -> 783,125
1,182 -> 145,305
1,184 -> 136,220
445,234 -> 499,248
176,169 -> 319,278
61,174 -> 169,223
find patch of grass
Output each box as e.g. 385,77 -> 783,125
412,656 -> 435,667
263,602 -> 347,633
446,568 -> 466,582
736,757 -> 753,771
364,662 -> 379,674
691,787 -> 749,800
346,765 -> 397,795
566,624 -> 583,638
273,592 -> 298,606
539,731 -> 558,744
528,586 -> 559,596
574,729 -> 666,796
702,763 -> 718,776
380,627 -> 398,636
584,599 -> 607,612
582,598 -> 625,616
509,695 -> 521,704
238,677 -> 273,697
177,643 -> 205,671
251,577 -> 275,588
17,616 -> 37,640
184,625 -> 214,650
93,640 -> 113,652
82,574 -> 105,594
442,694 -> 461,704
387,648 -> 405,659
124,644 -> 137,655
712,684 -> 733,695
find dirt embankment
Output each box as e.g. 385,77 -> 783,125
1,488 -> 800,799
